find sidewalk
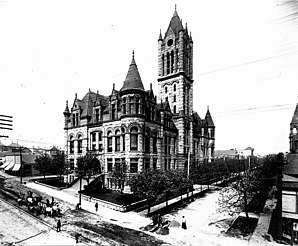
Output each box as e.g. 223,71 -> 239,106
138,184 -> 213,216
25,181 -> 152,232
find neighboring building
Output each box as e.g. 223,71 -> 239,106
214,149 -> 239,159
214,147 -> 254,159
63,9 -> 215,189
282,102 -> 298,242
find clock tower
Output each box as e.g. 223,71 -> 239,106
158,7 -> 194,166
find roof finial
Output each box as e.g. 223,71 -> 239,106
132,50 -> 134,59
66,100 -> 68,106
113,83 -> 115,90
175,4 -> 176,10
75,93 -> 77,99
207,105 -> 209,110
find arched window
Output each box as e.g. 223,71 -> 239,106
115,130 -> 121,152
70,136 -> 74,154
77,134 -> 82,154
173,84 -> 176,92
165,86 -> 168,94
130,127 -> 138,151
144,129 -> 151,153
173,94 -> 176,102
107,131 -> 113,152
173,105 -> 176,114
122,127 -> 126,151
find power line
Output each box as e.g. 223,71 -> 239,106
213,103 -> 293,115
197,50 -> 298,76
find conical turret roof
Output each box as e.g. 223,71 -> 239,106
291,102 -> 298,125
205,107 -> 215,128
165,8 -> 184,37
121,52 -> 144,92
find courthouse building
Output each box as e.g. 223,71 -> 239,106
63,9 -> 215,188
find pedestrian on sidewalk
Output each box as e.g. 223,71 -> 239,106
181,216 -> 187,229
95,202 -> 98,212
57,219 -> 61,232
75,233 -> 81,243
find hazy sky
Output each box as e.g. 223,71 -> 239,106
0,0 -> 298,155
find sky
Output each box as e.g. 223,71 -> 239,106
0,0 -> 298,156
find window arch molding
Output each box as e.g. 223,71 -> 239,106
76,132 -> 83,139
105,127 -> 115,136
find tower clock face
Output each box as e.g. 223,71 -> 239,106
167,39 -> 173,46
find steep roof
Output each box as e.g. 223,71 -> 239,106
165,9 -> 184,37
121,53 -> 144,92
291,102 -> 298,125
80,90 -> 108,118
205,108 -> 215,128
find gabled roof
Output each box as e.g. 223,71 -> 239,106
291,102 -> 298,125
165,9 -> 184,37
121,52 -> 144,92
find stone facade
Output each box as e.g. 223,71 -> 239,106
63,9 -> 215,188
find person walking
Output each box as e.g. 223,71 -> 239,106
95,202 -> 98,212
181,216 -> 187,229
57,219 -> 61,232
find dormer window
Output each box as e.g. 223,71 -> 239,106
95,109 -> 99,123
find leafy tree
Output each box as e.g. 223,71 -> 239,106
34,153 -> 52,180
130,169 -> 165,215
110,159 -> 128,194
218,171 -> 259,221
76,152 -> 101,185
51,151 -> 69,183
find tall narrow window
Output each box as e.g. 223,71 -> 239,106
115,130 -> 121,152
91,132 -> 97,150
98,131 -> 103,151
173,105 -> 176,114
153,158 -> 157,169
162,54 -> 165,76
176,49 -> 179,71
144,129 -> 151,153
122,127 -> 125,151
144,158 -> 150,170
130,127 -> 138,151
72,114 -> 75,127
107,131 -> 113,152
77,135 -> 82,154
76,113 -> 79,126
171,50 -> 174,73
130,158 -> 138,173
112,104 -> 116,120
166,52 -> 170,75
95,109 -> 99,123
122,98 -> 126,115
153,132 -> 157,153
107,158 -> 113,172
173,83 -> 176,92
136,98 -> 139,114
173,94 -> 176,102
69,159 -> 74,170
70,136 -> 74,154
